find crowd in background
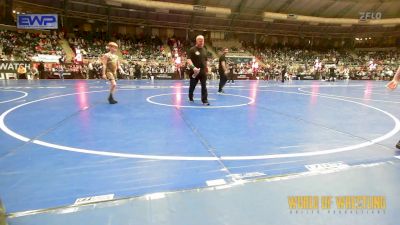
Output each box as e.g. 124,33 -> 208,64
253,48 -> 399,80
0,30 -> 66,61
0,28 -> 398,81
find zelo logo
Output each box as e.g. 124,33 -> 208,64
17,14 -> 58,29
359,12 -> 382,20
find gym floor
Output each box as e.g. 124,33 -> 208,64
1,79 -> 399,224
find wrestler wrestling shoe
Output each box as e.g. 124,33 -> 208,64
108,94 -> 118,104
202,101 -> 210,106
109,99 -> 118,104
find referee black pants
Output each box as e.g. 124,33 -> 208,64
227,73 -> 234,83
189,73 -> 208,103
218,71 -> 227,92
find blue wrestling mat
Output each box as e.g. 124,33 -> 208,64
0,79 -> 399,221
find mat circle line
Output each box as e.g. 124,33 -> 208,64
0,88 -> 399,161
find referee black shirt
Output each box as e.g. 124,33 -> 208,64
218,54 -> 226,74
188,46 -> 208,74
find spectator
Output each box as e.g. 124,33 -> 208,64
17,64 -> 27,79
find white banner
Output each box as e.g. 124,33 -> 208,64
32,54 -> 61,63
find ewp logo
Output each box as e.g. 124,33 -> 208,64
17,14 -> 58,29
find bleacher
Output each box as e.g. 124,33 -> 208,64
0,26 -> 398,81
0,30 -> 65,61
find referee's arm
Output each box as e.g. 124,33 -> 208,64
187,59 -> 195,69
